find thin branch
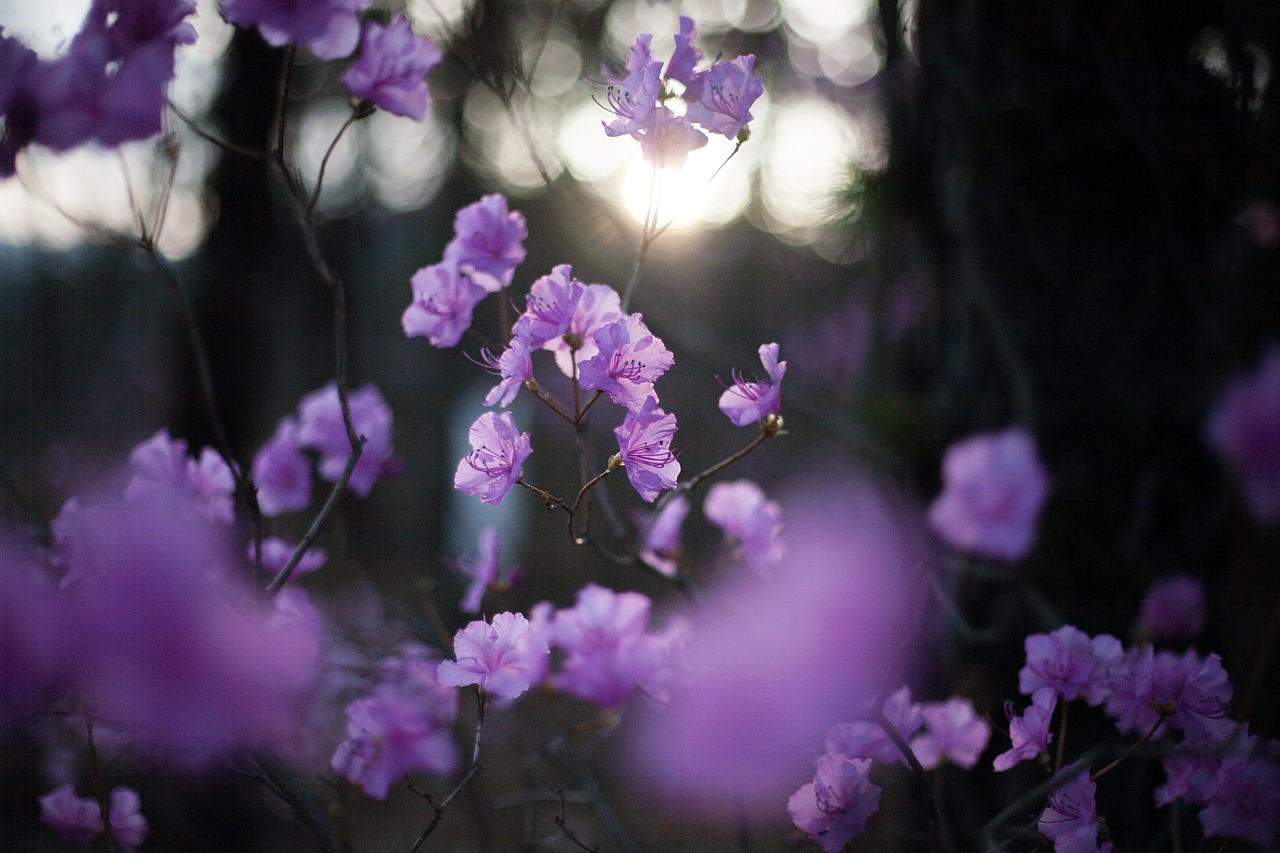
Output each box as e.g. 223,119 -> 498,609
552,785 -> 600,852
874,708 -> 951,853
84,713 -> 121,853
266,443 -> 364,593
167,100 -> 271,160
409,690 -> 486,852
308,106 -> 365,214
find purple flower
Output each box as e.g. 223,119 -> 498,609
1018,625 -> 1119,705
331,650 -> 459,799
910,697 -> 991,770
220,0 -> 371,60
125,429 -> 235,525
600,33 -> 662,138
519,264 -> 583,348
1205,345 -> 1280,522
444,194 -> 528,293
251,416 -> 312,516
402,260 -> 488,348
437,612 -> 549,701
719,342 -> 786,427
544,282 -> 622,377
250,536 -> 327,577
928,426 -> 1049,561
1105,646 -> 1233,743
62,498 -> 320,763
108,788 -> 148,850
994,688 -> 1057,772
1155,730 -> 1256,807
451,526 -> 521,614
33,0 -> 197,152
629,481 -> 924,808
1038,772 -> 1100,846
341,15 -> 440,121
614,397 -> 680,502
1170,651 -> 1234,743
40,785 -> 102,845
1137,575 -> 1205,642
578,313 -> 674,413
1199,755 -> 1280,846
479,332 -> 534,408
824,686 -> 924,765
665,16 -> 702,86
703,479 -> 784,576
297,382 -> 397,497
454,411 -> 533,506
549,584 -> 670,707
638,493 -> 689,577
684,55 -> 764,140
637,107 -> 708,168
787,755 -> 882,853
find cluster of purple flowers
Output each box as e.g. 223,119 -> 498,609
788,687 -> 992,851
600,16 -> 765,166
1205,344 -> 1280,522
330,643 -> 460,798
995,624 -> 1280,848
1,1 -> 441,179
40,784 -> 148,851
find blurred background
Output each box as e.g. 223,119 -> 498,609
2,0 -> 1279,849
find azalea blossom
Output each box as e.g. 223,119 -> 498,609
824,686 -> 924,765
452,526 -> 521,614
454,412 -> 533,505
297,382 -> 398,497
519,264 -> 584,348
637,493 -> 690,577
1038,772 -> 1102,848
221,0 -> 371,60
684,54 -> 764,140
341,15 -> 441,121
479,332 -> 534,408
614,397 -> 680,502
665,16 -> 702,86
578,313 -> 674,413
1198,755 -> 1280,846
402,260 -> 488,348
910,697 -> 991,770
787,755 -> 882,853
251,416 -> 312,516
993,688 -> 1056,771
543,282 -> 622,377
331,650 -> 459,798
1018,625 -> 1120,704
719,342 -> 786,427
1136,575 -> 1205,642
437,612 -> 549,701
549,584 -> 671,707
124,429 -> 235,525
928,426 -> 1049,561
444,194 -> 529,292
702,479 -> 784,576
600,33 -> 661,139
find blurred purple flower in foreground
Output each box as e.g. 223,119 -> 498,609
630,479 -> 922,809
1205,345 -> 1280,522
928,426 -> 1049,561
341,15 -> 440,121
910,697 -> 991,770
220,0 -> 371,60
703,479 -> 783,576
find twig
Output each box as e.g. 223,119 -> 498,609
874,708 -> 951,853
266,443 -> 364,593
84,713 -> 120,853
308,106 -> 365,214
552,785 -> 600,852
167,100 -> 270,160
1055,700 -> 1068,773
408,690 -> 487,852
